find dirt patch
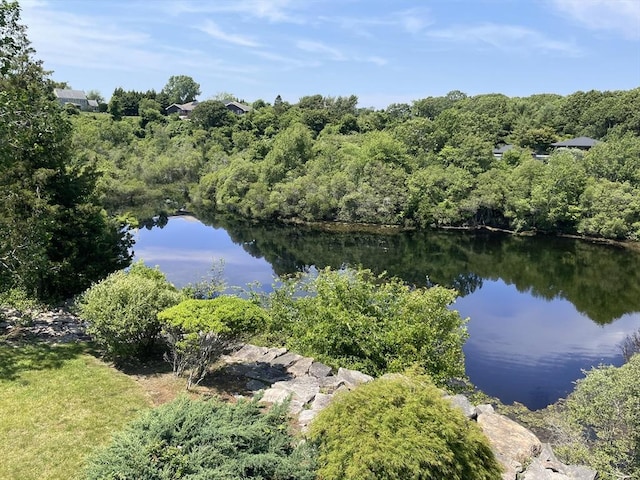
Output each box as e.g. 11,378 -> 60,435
114,357 -> 251,406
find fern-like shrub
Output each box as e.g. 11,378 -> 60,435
308,374 -> 502,480
84,396 -> 317,479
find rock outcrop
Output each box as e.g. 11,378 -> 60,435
224,344 -> 598,480
223,344 -> 372,429
0,307 -> 89,343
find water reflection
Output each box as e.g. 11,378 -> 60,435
132,215 -> 640,409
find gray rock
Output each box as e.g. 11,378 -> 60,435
336,367 -> 373,388
276,377 -> 321,405
287,357 -> 314,377
477,411 -> 542,480
222,363 -> 289,384
260,386 -> 292,404
310,392 -> 334,411
317,375 -> 347,393
308,361 -> 332,379
246,379 -> 268,391
256,347 -> 287,364
298,408 -> 318,427
227,344 -> 269,362
270,351 -> 303,367
476,403 -> 495,415
522,444 -> 598,480
444,394 -> 477,419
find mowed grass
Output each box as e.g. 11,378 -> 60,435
0,341 -> 151,480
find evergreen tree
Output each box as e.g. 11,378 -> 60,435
0,0 -> 132,301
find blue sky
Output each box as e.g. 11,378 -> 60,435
21,0 -> 640,109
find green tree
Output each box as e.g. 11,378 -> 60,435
84,396 -> 317,480
138,97 -> 164,128
309,374 -> 502,480
0,0 -> 132,301
76,262 -> 182,359
158,297 -> 268,388
108,94 -> 123,120
190,100 -> 235,129
161,74 -> 201,104
85,89 -> 104,104
577,179 -> 640,240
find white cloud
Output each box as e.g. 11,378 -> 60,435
427,23 -> 581,56
296,40 -> 347,61
394,7 -> 433,35
165,0 -> 303,24
198,20 -> 261,48
551,0 -> 640,40
318,7 -> 433,37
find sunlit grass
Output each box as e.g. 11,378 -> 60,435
0,342 -> 151,480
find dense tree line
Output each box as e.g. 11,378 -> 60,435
72,85 -> 640,241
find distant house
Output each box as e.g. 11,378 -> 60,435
54,88 -> 95,111
492,144 -> 514,157
551,136 -> 600,150
166,101 -> 199,117
225,101 -> 251,115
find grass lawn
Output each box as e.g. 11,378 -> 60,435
0,341 -> 151,480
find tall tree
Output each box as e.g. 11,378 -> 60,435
0,0 -> 132,301
161,75 -> 201,104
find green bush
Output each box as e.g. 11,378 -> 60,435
76,262 -> 182,359
266,267 -> 468,384
308,374 -> 502,480
84,396 -> 317,480
158,296 -> 268,387
553,354 -> 640,479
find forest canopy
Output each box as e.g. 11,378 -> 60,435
71,85 -> 640,242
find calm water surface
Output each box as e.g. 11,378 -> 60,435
132,216 -> 640,410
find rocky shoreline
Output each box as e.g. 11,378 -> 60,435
1,308 -> 597,480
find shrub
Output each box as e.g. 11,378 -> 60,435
76,262 -> 182,359
308,373 -> 502,480
158,296 -> 268,387
266,267 -> 468,384
83,396 -> 317,480
553,354 -> 640,479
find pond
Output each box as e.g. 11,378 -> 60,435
132,215 -> 640,410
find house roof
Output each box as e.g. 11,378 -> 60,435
492,144 -> 514,155
551,136 -> 600,148
53,88 -> 87,100
225,101 -> 251,112
87,99 -> 99,107
180,101 -> 199,111
166,101 -> 199,112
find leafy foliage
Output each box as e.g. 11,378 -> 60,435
264,266 -> 467,384
0,0 -> 132,301
67,78 -> 640,241
84,396 -> 317,480
308,373 -> 502,480
552,355 -> 640,479
158,296 -> 268,387
76,262 -> 182,359
162,74 -> 201,105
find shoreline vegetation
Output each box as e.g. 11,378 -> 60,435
69,86 -> 640,248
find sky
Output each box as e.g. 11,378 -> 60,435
19,0 -> 640,109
